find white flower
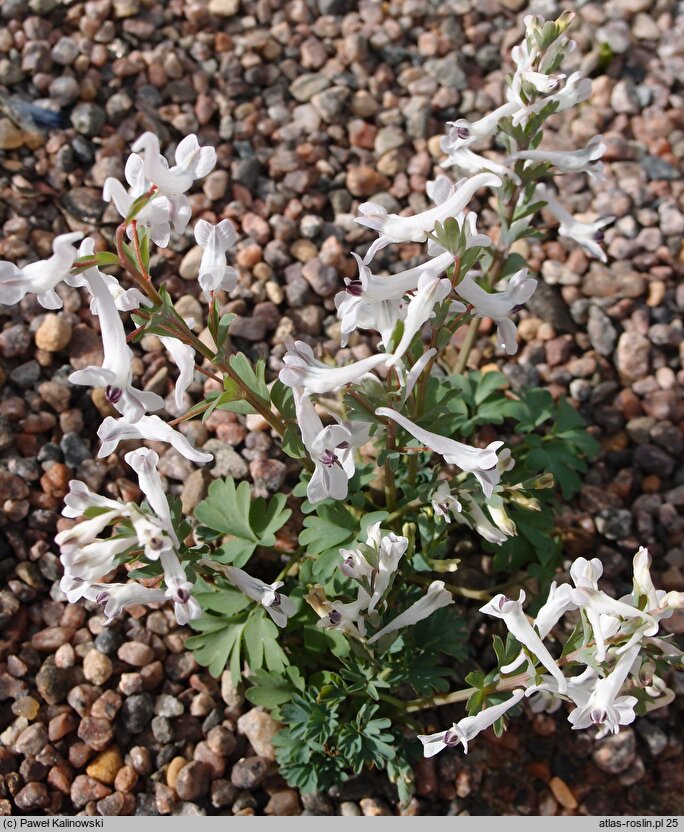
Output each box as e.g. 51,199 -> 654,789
508,135 -> 606,180
632,546 -> 659,610
316,590 -> 371,640
502,581 -> 577,675
512,71 -> 592,127
375,407 -> 503,498
0,231 -> 82,309
55,509 -> 123,551
194,219 -> 239,301
441,102 -> 521,152
97,414 -> 213,464
430,481 -> 463,522
156,546 -> 201,625
70,238 -> 150,314
124,449 -> 176,540
450,493 -> 509,546
292,387 -> 355,504
159,335 -> 196,411
339,547 -> 374,584
63,579 -> 168,621
367,580 -> 453,644
355,173 -> 502,263
388,271 -> 455,365
441,145 -> 517,181
224,566 -> 296,628
132,132 -> 216,197
417,689 -> 525,757
403,348 -> 437,400
69,265 -> 164,423
60,535 -> 133,583
480,591 -> 567,693
279,340 -> 387,395
102,153 -> 191,246
455,268 -> 537,356
366,522 -> 409,613
567,645 -> 640,738
537,184 -> 614,262
61,479 -> 126,519
508,35 -> 565,111
533,581 -> 578,641
569,555 -> 658,661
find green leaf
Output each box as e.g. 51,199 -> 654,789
474,370 -> 508,405
195,478 -> 291,567
243,610 -> 289,674
299,503 -> 357,555
245,666 -> 306,712
186,614 -> 246,679
499,252 -> 528,279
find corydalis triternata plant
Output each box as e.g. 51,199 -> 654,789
2,11 -> 679,799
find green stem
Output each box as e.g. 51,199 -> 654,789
384,419 -> 397,512
453,317 -> 480,375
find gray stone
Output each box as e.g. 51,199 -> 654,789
592,729 -> 636,774
70,103 -> 106,137
587,305 -> 617,356
202,440 -> 249,480
289,74 -> 329,103
615,332 -> 650,382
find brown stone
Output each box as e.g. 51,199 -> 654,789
86,748 -> 124,785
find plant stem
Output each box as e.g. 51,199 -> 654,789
384,419 -> 397,512
408,573 -> 491,602
453,317 -> 480,375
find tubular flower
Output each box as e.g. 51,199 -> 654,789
567,646 -> 641,738
388,270 -> 455,365
292,387 -> 356,504
97,414 -> 213,464
455,269 -> 538,356
441,102 -> 521,152
70,238 -> 150,314
355,173 -> 502,263
508,135 -> 606,180
440,145 -> 517,181
418,689 -> 525,757
225,566 -> 296,628
0,231 -> 82,309
279,340 -> 387,395
536,184 -> 614,262
512,71 -> 592,127
194,219 -> 238,300
375,408 -> 503,498
480,591 -> 567,693
102,152 -> 191,247
69,265 -> 164,423
132,132 -> 217,197
367,580 -> 453,644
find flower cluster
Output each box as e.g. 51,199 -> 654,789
418,548 -> 683,756
57,450 -> 200,625
1,10 -> 673,791
305,522 -> 453,643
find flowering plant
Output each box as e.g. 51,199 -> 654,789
3,12 -> 680,801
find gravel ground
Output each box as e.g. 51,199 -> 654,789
0,0 -> 683,817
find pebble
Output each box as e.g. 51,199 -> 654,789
230,756 -> 270,789
14,782 -> 49,811
264,789 -> 301,816
237,708 -> 280,760
35,314 -> 72,352
615,332 -> 651,382
86,748 -> 124,785
175,761 -> 211,801
83,650 -> 113,685
592,729 -> 637,774
118,642 -> 155,667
